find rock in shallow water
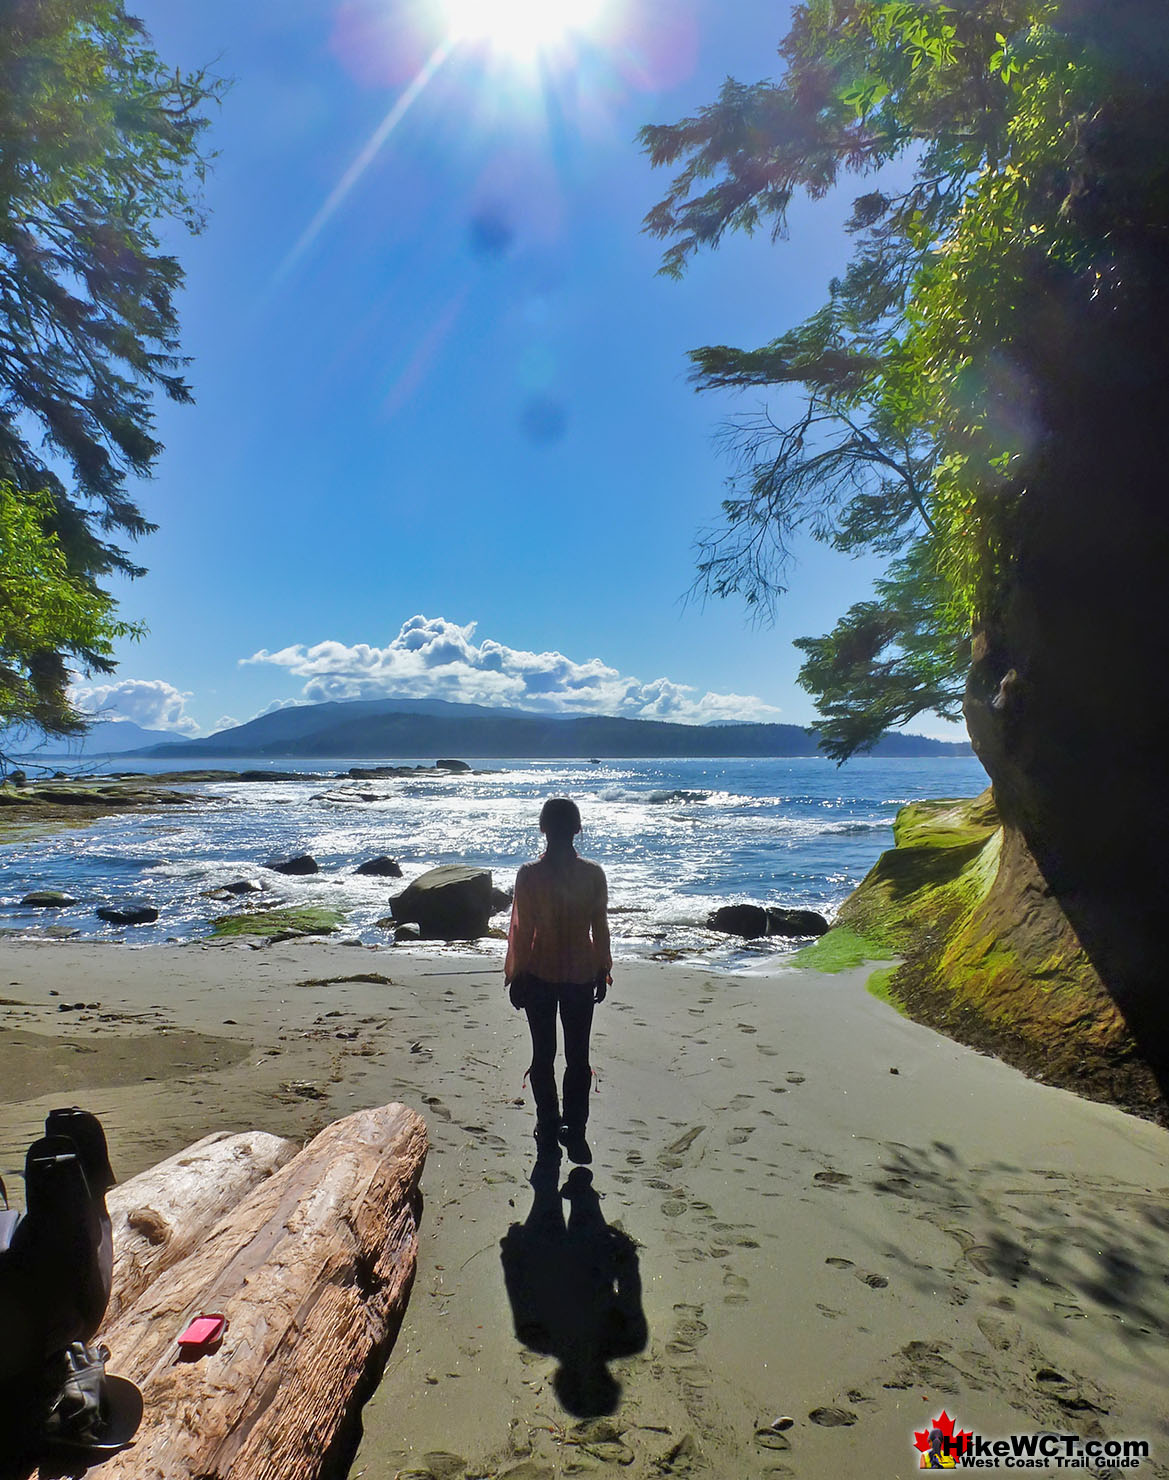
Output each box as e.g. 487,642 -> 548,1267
265,854 -> 319,876
707,904 -> 828,938
96,903 -> 159,925
21,891 -> 78,908
354,855 -> 402,877
390,865 -> 493,940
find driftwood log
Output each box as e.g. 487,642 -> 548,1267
106,1130 -> 297,1320
100,1102 -> 427,1480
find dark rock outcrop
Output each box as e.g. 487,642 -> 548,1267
201,880 -> 263,901
355,856 -> 403,878
766,907 -> 830,937
490,886 -> 513,914
21,891 -> 78,908
434,758 -> 470,772
707,904 -> 768,937
265,855 -> 319,876
96,903 -> 159,925
707,904 -> 828,938
390,866 -> 494,940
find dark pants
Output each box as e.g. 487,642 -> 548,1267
524,979 -> 595,1131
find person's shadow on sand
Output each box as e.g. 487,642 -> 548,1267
500,1159 -> 648,1417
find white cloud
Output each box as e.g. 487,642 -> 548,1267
244,615 -> 782,725
71,678 -> 201,736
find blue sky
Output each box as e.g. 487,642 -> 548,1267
74,0 -> 959,741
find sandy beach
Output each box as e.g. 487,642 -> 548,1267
2,936 -> 1168,1479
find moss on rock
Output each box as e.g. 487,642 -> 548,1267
209,907 -> 344,941
834,788 -> 1164,1122
790,926 -> 894,975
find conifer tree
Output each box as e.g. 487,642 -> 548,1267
0,0 -> 223,735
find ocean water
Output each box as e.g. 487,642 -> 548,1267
0,755 -> 988,967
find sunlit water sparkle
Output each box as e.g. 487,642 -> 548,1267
0,755 -> 987,969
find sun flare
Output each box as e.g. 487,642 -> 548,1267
438,0 -> 605,58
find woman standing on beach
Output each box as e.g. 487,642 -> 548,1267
505,798 -> 611,1163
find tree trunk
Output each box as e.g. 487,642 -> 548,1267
98,1103 -> 427,1480
107,1130 -> 297,1320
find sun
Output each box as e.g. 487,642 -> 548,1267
438,0 -> 606,58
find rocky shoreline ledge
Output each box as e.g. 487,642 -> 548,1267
0,760 -> 479,837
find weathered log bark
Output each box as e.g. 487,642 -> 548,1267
99,1103 -> 427,1480
106,1130 -> 297,1320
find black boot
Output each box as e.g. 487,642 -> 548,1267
558,1122 -> 592,1165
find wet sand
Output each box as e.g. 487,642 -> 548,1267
2,937 -> 1168,1479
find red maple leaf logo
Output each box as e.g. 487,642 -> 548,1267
913,1410 -> 973,1455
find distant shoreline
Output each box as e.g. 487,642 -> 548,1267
5,696 -> 971,764
15,745 -> 974,766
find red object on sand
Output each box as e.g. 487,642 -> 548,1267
178,1314 -> 227,1351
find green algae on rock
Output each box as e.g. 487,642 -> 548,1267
208,907 -> 345,941
822,789 -> 1164,1123
789,925 -> 894,976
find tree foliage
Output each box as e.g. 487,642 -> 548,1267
642,0 -> 1169,757
0,0 -> 223,732
0,480 -> 139,733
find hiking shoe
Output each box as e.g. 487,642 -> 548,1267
559,1125 -> 592,1165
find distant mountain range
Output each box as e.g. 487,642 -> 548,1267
111,695 -> 973,760
2,718 -> 179,758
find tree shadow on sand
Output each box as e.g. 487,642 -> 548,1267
869,1139 -> 1169,1356
500,1156 -> 648,1417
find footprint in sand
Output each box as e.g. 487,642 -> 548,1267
965,1243 -> 1029,1281
1033,1368 -> 1107,1415
724,1272 -> 749,1306
728,1093 -> 754,1111
421,1094 -> 451,1121
976,1313 -> 1017,1351
737,1023 -> 757,1034
757,1045 -> 779,1056
785,1072 -> 805,1085
662,1199 -> 689,1218
726,1127 -> 755,1146
809,1406 -> 857,1427
754,1426 -> 792,1451
667,1306 -> 709,1355
826,1256 -> 889,1289
875,1173 -> 915,1197
813,1170 -> 851,1187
